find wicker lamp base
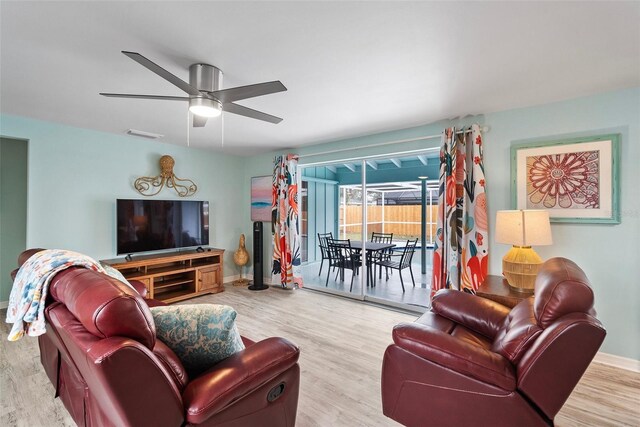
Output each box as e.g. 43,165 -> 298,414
502,246 -> 542,293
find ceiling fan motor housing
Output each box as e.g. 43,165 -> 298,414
189,63 -> 222,93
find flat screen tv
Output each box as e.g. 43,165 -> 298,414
117,199 -> 209,255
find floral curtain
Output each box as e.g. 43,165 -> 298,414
432,124 -> 488,294
272,154 -> 303,289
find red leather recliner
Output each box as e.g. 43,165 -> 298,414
13,250 -> 300,427
381,257 -> 605,427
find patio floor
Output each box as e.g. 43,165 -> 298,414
299,249 -> 433,309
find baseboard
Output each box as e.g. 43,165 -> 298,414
223,274 -> 277,285
0,301 -> 7,309
594,352 -> 640,373
225,275 -> 275,285
223,273 -> 240,283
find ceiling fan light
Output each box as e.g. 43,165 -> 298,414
189,97 -> 222,118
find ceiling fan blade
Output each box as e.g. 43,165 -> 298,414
224,103 -> 283,124
210,81 -> 287,104
122,51 -> 201,96
193,115 -> 208,127
100,93 -> 189,101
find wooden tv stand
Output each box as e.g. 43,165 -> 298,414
101,248 -> 225,304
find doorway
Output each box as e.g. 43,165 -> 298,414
298,151 -> 437,311
0,137 -> 28,305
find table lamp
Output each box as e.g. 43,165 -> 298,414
495,210 -> 552,293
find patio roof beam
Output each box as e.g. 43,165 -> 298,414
417,155 -> 428,165
366,160 -> 378,170
302,176 -> 339,185
326,165 -> 337,173
340,181 -> 431,192
390,158 -> 402,168
343,163 -> 356,172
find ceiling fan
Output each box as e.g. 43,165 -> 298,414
100,51 -> 286,127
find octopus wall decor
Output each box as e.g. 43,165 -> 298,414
134,155 -> 197,197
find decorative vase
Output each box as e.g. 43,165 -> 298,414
233,234 -> 250,286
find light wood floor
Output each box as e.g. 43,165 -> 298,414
1,285 -> 639,426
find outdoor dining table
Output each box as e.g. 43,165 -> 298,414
347,240 -> 396,287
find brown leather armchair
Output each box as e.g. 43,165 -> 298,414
381,257 -> 605,427
13,250 -> 300,426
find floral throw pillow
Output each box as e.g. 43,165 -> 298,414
149,304 -> 245,377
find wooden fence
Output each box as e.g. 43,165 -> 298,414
339,205 -> 438,240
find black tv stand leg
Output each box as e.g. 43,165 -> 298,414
196,246 -> 205,253
125,254 -> 133,261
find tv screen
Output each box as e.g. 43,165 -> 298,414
117,199 -> 209,255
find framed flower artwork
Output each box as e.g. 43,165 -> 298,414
511,134 -> 620,223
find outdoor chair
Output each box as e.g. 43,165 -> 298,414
371,232 -> 393,280
317,232 -> 334,276
326,238 -> 361,291
377,238 -> 418,292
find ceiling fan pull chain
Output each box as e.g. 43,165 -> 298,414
221,112 -> 224,148
187,111 -> 190,147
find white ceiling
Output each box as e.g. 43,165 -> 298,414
1,1 -> 639,156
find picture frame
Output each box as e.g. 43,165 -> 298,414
251,175 -> 272,222
511,134 -> 620,224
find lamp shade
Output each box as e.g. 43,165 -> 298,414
495,210 -> 552,246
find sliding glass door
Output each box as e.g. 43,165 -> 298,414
363,155 -> 438,310
298,164 -> 355,295
299,150 -> 437,311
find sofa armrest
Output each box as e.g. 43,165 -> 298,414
393,322 -> 516,391
128,279 -> 148,298
241,336 -> 256,347
127,281 -> 167,308
431,289 -> 511,339
182,337 -> 300,425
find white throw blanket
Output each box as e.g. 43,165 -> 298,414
6,249 -> 132,341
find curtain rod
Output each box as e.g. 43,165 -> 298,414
297,126 -> 489,159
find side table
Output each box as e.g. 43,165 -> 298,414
476,275 -> 531,308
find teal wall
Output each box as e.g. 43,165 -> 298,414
484,87 -> 640,360
243,87 -> 640,360
0,137 -> 28,302
0,115 -> 246,281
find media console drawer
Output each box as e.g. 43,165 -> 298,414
102,248 -> 225,303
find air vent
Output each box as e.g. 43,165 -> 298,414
126,129 -> 164,139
